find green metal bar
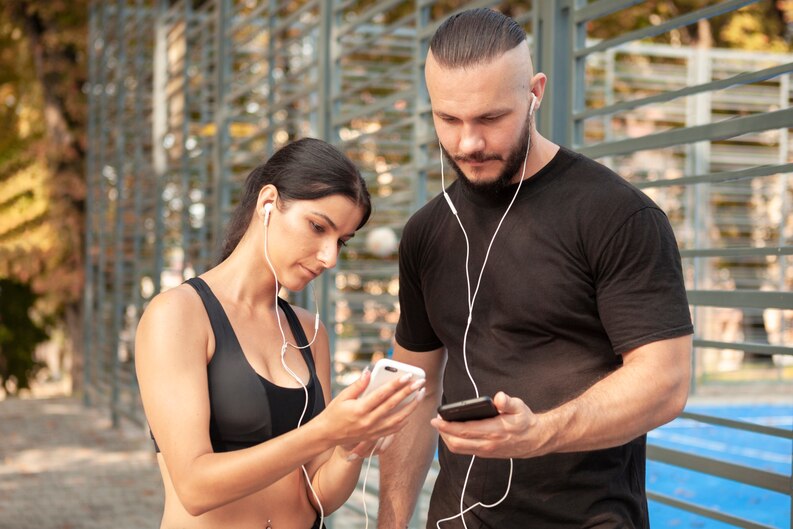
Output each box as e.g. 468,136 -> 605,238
635,163 -> 793,190
647,445 -> 789,494
680,409 -> 793,439
579,107 -> 793,159
647,490 -> 779,529
322,0 -> 340,363
212,0 -> 231,255
332,89 -> 418,128
687,289 -> 793,310
574,0 -> 644,23
575,61 -> 793,121
572,0 -> 586,146
127,0 -> 148,406
179,0 -> 192,279
196,7 -> 211,271
413,1 -> 431,211
577,0 -> 759,57
82,1 -> 99,407
680,246 -> 793,258
693,338 -> 792,358
95,1 -> 110,407
336,0 -> 414,38
110,0 -> 128,428
536,0 -> 574,145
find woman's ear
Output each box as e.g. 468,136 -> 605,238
256,185 -> 279,220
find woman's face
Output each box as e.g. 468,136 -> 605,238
263,194 -> 365,290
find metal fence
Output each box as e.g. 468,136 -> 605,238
84,0 -> 792,527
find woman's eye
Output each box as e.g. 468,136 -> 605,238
338,239 -> 348,248
310,221 -> 324,233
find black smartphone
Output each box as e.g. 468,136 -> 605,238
437,396 -> 499,422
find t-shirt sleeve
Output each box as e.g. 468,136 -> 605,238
394,219 -> 443,352
593,207 -> 693,355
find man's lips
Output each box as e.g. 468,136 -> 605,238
457,157 -> 501,166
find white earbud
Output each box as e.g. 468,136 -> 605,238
263,203 -> 273,226
529,93 -> 537,116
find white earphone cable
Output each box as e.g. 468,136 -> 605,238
437,95 -> 535,528
262,207 -> 381,529
262,213 -> 325,528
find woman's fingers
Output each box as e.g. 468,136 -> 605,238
361,375 -> 426,416
324,370 -> 426,447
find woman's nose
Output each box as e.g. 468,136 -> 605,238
317,239 -> 338,269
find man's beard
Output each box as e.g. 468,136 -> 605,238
441,111 -> 533,198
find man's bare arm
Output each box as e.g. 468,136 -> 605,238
433,335 -> 692,459
377,345 -> 445,528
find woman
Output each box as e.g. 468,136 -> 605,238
135,138 -> 425,529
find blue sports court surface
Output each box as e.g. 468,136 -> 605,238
647,403 -> 792,528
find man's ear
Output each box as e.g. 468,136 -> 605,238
529,73 -> 547,112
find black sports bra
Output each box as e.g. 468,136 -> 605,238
151,277 -> 326,453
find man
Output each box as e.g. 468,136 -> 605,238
377,8 -> 693,529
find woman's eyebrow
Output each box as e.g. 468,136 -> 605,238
310,211 -> 356,238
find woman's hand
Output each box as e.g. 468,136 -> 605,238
319,370 -> 425,459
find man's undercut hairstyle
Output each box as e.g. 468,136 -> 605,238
429,8 -> 526,68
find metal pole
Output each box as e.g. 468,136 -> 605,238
82,1 -> 99,407
212,0 -> 231,259
152,0 -> 169,295
110,0 -> 128,428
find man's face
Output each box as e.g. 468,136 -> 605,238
425,43 -> 535,194
440,110 -> 531,196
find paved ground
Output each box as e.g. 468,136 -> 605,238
0,395 -> 375,529
0,396 -> 164,529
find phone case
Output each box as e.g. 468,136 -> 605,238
437,396 -> 499,422
360,358 -> 426,408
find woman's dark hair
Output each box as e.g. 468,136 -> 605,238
429,8 -> 526,69
219,138 -> 371,262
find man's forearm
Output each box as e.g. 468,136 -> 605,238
537,335 -> 692,456
377,393 -> 440,528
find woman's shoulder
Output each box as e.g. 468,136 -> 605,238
137,282 -> 208,338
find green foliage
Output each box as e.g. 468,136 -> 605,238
0,279 -> 48,395
0,1 -> 87,326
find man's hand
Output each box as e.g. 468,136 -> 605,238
430,391 -> 546,459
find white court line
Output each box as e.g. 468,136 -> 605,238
648,430 -> 792,465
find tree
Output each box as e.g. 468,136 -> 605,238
0,1 -> 88,391
0,279 -> 48,395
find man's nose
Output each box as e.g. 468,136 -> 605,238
458,124 -> 485,155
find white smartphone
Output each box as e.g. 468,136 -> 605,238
360,358 -> 426,410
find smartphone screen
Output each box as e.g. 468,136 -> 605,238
437,396 -> 499,422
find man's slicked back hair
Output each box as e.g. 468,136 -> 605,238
429,8 -> 526,68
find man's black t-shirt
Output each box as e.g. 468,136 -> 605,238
395,147 -> 693,528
